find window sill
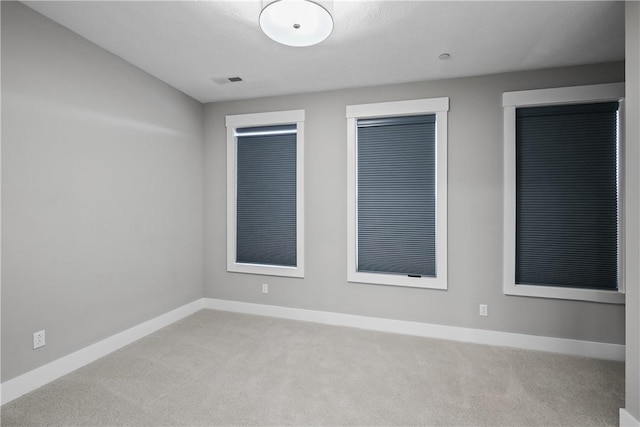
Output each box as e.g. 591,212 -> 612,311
504,282 -> 624,304
228,262 -> 304,278
348,271 -> 447,290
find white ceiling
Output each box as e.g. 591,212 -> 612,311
23,1 -> 625,104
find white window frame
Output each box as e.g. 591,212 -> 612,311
503,83 -> 625,304
346,98 -> 449,289
226,109 -> 305,278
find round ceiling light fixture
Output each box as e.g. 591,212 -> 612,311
260,0 -> 334,47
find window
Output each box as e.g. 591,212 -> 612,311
346,98 -> 449,289
503,83 -> 624,303
226,110 -> 304,278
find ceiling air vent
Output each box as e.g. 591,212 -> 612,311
212,76 -> 243,85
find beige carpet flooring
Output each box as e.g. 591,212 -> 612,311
1,309 -> 624,426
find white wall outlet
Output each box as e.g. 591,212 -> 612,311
479,304 -> 488,317
262,283 -> 268,294
33,330 -> 46,349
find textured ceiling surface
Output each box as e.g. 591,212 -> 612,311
24,1 -> 625,103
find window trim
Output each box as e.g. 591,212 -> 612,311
226,109 -> 305,278
346,98 -> 449,289
503,83 -> 625,303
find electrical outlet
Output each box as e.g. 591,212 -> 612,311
33,330 -> 46,349
479,304 -> 488,317
262,283 -> 268,294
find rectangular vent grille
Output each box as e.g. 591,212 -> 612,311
212,76 -> 243,85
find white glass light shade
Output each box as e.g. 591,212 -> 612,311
260,0 -> 333,47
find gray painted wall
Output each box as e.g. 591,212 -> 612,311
1,2 -> 204,381
204,62 -> 626,345
625,1 -> 640,421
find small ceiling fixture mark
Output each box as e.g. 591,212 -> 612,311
293,23 -> 301,29
439,53 -> 451,60
227,76 -> 243,82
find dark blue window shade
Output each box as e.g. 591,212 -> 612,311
236,124 -> 296,267
357,114 -> 436,277
515,102 -> 619,290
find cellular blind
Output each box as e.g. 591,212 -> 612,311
235,124 -> 297,267
515,102 -> 619,290
357,115 -> 436,277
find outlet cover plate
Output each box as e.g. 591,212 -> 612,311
33,330 -> 46,349
479,304 -> 488,317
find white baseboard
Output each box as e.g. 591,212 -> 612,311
1,298 -> 205,406
621,408 -> 640,427
203,298 -> 625,361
